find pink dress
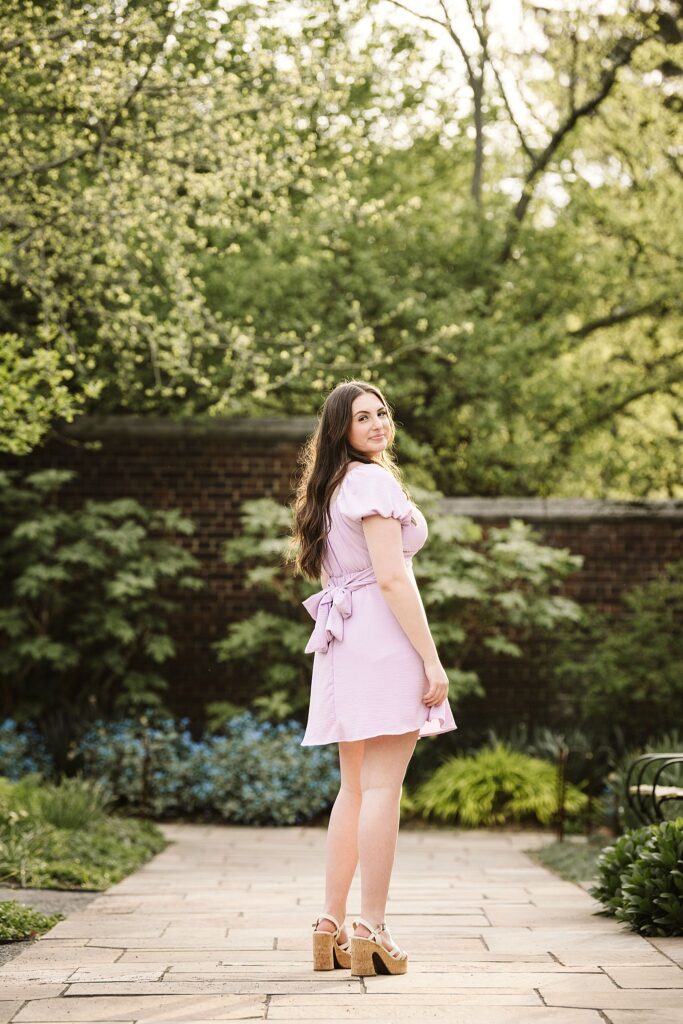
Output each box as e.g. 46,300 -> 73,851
300,462 -> 458,745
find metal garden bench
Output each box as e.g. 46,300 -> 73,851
625,753 -> 683,825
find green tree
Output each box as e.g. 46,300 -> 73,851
0,0 -> 375,449
3,1 -> 681,499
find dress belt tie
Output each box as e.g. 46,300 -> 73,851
302,566 -> 379,654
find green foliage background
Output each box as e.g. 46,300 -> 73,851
0,468 -> 203,767
553,559 -> 683,744
2,0 -> 681,497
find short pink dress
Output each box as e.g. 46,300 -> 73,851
300,462 -> 458,745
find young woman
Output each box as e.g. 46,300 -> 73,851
289,379 -> 458,977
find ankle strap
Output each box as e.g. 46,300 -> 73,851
353,915 -> 387,938
312,912 -> 342,933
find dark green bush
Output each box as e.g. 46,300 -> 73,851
589,825 -> 653,912
591,819 -> 683,936
617,819 -> 683,936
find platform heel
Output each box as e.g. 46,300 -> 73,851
312,913 -> 351,970
350,915 -> 408,976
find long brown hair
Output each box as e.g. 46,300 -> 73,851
286,379 -> 413,582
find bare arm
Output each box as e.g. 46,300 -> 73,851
362,515 -> 449,707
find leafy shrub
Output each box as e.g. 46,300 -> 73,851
488,724 -> 683,834
212,497 -> 322,723
0,775 -> 167,889
183,715 -> 340,825
34,777 -> 113,830
481,722 -> 624,833
0,468 -> 204,770
76,714 -> 200,817
589,825 -> 653,912
591,819 -> 683,936
0,720 -> 52,780
555,559 -> 683,747
617,820 -> 683,936
0,773 -> 112,830
0,900 -> 63,942
77,710 -> 340,825
415,513 -> 584,706
410,741 -> 589,827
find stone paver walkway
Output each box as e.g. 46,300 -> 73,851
1,824 -> 682,1023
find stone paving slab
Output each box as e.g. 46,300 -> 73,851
10,1004 -> 609,1024
541,988 -> 683,1009
11,995 -> 265,1021
0,823 -> 681,1023
649,938 -> 683,967
266,1013 -> 607,1023
605,1013 -> 683,1024
0,1006 -> 22,1024
602,966 -> 683,988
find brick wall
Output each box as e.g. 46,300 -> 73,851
437,498 -> 683,738
2,417 -> 682,740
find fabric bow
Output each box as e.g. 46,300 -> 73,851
302,584 -> 353,654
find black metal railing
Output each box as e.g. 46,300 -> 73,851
625,753 -> 683,825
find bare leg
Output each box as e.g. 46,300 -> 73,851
356,730 -> 419,953
315,739 -> 364,945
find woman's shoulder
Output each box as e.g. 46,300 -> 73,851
339,461 -> 394,492
345,460 -> 390,477
340,460 -> 405,494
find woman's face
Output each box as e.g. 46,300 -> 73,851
347,392 -> 391,458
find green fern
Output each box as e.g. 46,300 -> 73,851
411,741 -> 588,826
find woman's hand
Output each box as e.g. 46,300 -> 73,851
422,659 -> 449,707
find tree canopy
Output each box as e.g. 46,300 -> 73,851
2,0 -> 681,496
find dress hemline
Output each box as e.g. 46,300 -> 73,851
300,721 -> 458,747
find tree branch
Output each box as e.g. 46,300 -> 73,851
569,296 -> 681,339
0,25 -> 72,54
546,350 -> 683,459
499,30 -> 652,261
437,0 -> 478,83
386,0 -> 485,202
464,0 -> 536,162
384,0 -> 448,35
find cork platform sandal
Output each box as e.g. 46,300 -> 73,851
312,912 -> 351,970
350,915 -> 408,976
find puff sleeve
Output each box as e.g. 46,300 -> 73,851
337,464 -> 414,526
